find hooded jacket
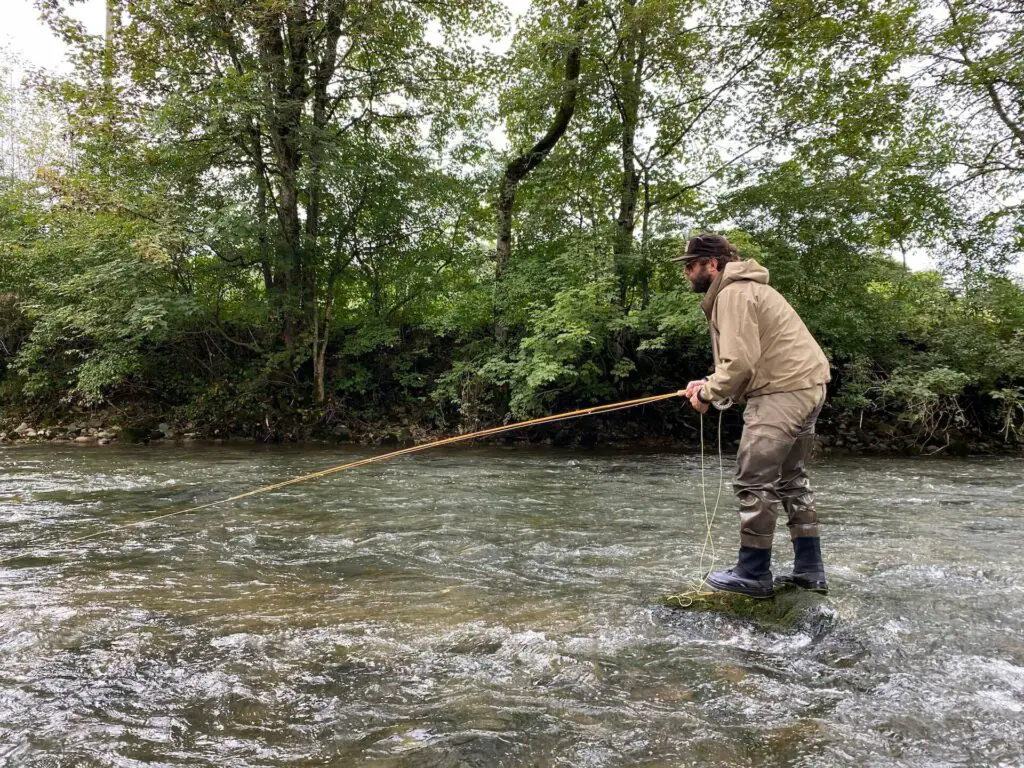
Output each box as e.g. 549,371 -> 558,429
699,260 -> 830,403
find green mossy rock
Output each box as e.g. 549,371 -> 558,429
661,583 -> 834,632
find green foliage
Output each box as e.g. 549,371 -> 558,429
12,209 -> 198,405
0,2 -> 1020,451
510,279 -> 623,415
881,366 -> 973,441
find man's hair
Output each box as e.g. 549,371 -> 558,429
683,233 -> 739,270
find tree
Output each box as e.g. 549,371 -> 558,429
40,0 -> 500,404
918,0 -> 1024,269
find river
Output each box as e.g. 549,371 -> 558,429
1,443 -> 1021,766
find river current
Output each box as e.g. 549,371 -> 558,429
1,443 -> 1021,766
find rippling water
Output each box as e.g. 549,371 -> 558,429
1,442 -> 1022,766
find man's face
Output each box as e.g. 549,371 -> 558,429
684,259 -> 715,293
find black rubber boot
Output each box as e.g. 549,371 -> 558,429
706,547 -> 774,599
773,536 -> 828,594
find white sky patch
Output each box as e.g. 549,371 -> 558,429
3,0 -> 105,74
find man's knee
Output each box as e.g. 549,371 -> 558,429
735,430 -> 793,487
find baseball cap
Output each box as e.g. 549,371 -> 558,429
671,233 -> 732,263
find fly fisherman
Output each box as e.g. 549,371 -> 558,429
675,233 -> 832,598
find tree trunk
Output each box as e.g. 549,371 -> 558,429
612,4 -> 644,311
614,112 -> 639,308
103,0 -> 120,122
257,3 -> 310,354
104,0 -> 118,87
314,285 -> 335,405
308,5 -> 344,404
494,0 -> 587,344
639,166 -> 652,309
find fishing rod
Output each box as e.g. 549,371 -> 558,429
2,388 -> 730,565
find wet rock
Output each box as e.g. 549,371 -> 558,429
0,432 -> 7,442
74,435 -> 94,444
526,428 -> 546,444
98,438 -> 111,445
14,422 -> 31,436
661,583 -> 835,634
24,428 -> 37,438
96,430 -> 115,439
121,426 -> 149,443
438,632 -> 504,655
551,428 -> 573,447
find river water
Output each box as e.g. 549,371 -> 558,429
0,442 -> 1021,766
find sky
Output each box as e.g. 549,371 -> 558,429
5,0 -> 106,72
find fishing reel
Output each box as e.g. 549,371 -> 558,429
679,382 -> 733,411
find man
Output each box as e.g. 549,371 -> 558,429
674,233 -> 832,598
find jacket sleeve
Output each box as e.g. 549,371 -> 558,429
702,286 -> 760,402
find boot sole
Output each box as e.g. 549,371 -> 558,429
706,575 -> 774,600
773,577 -> 828,595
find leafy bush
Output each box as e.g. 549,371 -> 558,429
880,366 -> 972,443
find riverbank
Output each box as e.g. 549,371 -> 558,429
1,405 -> 1019,456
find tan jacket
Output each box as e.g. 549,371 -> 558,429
699,260 -> 830,402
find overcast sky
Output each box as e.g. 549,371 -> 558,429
5,0 -> 105,71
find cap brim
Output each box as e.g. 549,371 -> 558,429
670,254 -> 700,263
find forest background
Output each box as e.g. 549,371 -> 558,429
1,0 -> 1022,454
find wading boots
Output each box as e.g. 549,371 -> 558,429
773,536 -> 828,594
706,547 -> 774,599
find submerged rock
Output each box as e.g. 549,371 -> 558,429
121,426 -> 150,443
660,583 -> 835,633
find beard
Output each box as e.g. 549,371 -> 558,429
689,273 -> 713,294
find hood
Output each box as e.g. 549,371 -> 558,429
720,259 -> 769,287
701,259 -> 770,317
